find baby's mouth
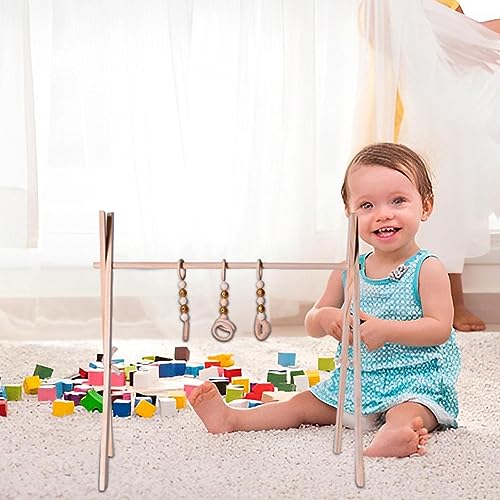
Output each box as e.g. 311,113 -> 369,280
373,227 -> 401,237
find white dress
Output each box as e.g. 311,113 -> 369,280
348,0 -> 500,272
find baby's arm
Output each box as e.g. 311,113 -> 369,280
360,257 -> 453,349
304,268 -> 345,340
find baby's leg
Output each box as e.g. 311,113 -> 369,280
482,19 -> 500,34
188,380 -> 337,434
364,402 -> 436,458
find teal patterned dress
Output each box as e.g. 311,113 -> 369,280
310,249 -> 461,428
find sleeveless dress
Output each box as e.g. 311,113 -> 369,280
310,249 -> 461,427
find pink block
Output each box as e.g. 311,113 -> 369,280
183,383 -> 199,398
38,385 -> 57,402
73,384 -> 92,393
88,370 -> 104,386
111,371 -> 126,386
121,392 -> 132,401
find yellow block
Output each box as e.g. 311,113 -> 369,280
167,390 -> 187,410
207,353 -> 234,367
305,370 -> 321,387
23,375 -> 41,395
231,377 -> 250,394
135,398 -> 156,418
52,399 -> 75,417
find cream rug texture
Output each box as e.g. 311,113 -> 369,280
1,332 -> 499,500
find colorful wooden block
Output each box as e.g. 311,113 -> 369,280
277,352 -> 296,367
33,364 -> 54,380
38,385 -> 57,402
305,370 -> 321,387
207,353 -> 235,368
154,355 -> 173,362
135,398 -> 156,418
289,369 -> 305,384
267,370 -> 287,386
183,382 -> 201,398
204,360 -> 221,368
318,356 -> 335,372
23,376 -> 41,395
231,377 -> 250,395
80,389 -> 103,413
293,374 -> 310,391
275,383 -> 296,392
0,398 -> 7,417
185,362 -> 204,377
174,346 -> 190,361
88,369 -> 104,386
123,365 -> 137,382
112,399 -> 131,417
251,382 -> 275,398
135,393 -> 156,405
209,377 -> 230,396
223,367 -> 242,379
52,399 -> 75,417
225,385 -> 244,403
63,391 -> 85,406
167,391 -> 187,410
198,366 -> 223,381
73,384 -> 92,393
157,362 -> 176,378
158,397 -> 177,417
5,385 -> 22,401
111,371 -> 126,387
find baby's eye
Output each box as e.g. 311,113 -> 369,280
392,197 -> 406,205
360,202 -> 373,210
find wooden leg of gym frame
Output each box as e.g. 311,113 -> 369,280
98,212 -> 115,492
333,213 -> 364,487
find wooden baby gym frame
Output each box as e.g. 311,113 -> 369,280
95,210 -> 364,491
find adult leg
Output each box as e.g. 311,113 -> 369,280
364,402 -> 436,458
449,273 -> 486,331
189,381 -> 337,434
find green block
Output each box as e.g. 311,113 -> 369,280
225,385 -> 244,403
80,389 -> 103,413
276,383 -> 296,392
33,364 -> 54,380
289,369 -> 305,384
317,357 -> 335,372
5,384 -> 22,401
123,365 -> 137,382
267,370 -> 287,386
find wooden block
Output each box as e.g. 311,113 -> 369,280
158,397 -> 177,417
230,377 -> 250,395
0,398 -> 7,417
111,371 -> 126,386
305,370 -> 321,387
223,367 -> 242,379
23,376 -> 41,395
112,399 -> 131,417
5,384 -> 22,401
33,364 -> 54,380
317,356 -> 335,372
293,374 -> 310,391
167,390 -> 187,410
277,352 -> 296,367
174,346 -> 190,361
135,398 -> 156,418
225,385 -> 244,403
52,399 -> 75,417
80,389 -> 103,413
38,385 -> 57,402
88,369 -> 104,386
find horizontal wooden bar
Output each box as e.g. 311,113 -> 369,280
93,261 -> 345,271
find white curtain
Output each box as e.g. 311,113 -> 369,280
1,0 -> 499,340
1,0 -> 359,339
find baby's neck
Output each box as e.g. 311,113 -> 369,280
366,245 -> 420,279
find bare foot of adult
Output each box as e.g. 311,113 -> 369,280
364,417 -> 428,458
453,305 -> 486,332
188,381 -> 233,434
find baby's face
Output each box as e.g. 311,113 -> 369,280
347,164 -> 430,255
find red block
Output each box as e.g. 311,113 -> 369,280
252,383 -> 275,397
0,399 -> 7,417
223,368 -> 242,379
204,360 -> 221,368
244,392 -> 261,401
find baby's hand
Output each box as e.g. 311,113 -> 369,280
318,307 -> 346,343
359,311 -> 386,351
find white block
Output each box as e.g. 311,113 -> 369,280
293,374 -> 310,392
198,366 -> 220,381
158,397 -> 177,417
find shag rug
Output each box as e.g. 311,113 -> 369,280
1,332 -> 499,500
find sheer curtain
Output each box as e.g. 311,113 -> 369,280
1,0 -> 359,340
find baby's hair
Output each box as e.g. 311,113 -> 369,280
341,142 -> 434,209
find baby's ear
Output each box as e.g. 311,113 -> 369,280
421,196 -> 434,222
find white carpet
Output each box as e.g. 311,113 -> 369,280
1,332 -> 499,500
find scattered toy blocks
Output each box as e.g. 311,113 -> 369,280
318,356 -> 335,372
158,397 -> 177,417
80,389 -> 103,413
225,385 -> 244,403
231,377 -> 250,394
112,399 -> 132,417
167,391 -> 187,410
38,385 -> 57,402
174,346 -> 190,361
5,384 -> 22,401
305,370 -> 321,387
0,398 -> 7,417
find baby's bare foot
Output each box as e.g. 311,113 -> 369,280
188,381 -> 233,434
453,305 -> 486,332
364,417 -> 428,458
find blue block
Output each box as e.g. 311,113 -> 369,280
158,362 -> 176,378
248,400 -> 263,408
88,361 -> 104,369
112,399 -> 131,417
173,361 -> 186,376
277,352 -> 296,367
53,381 -> 64,399
61,380 -> 74,392
185,362 -> 204,377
